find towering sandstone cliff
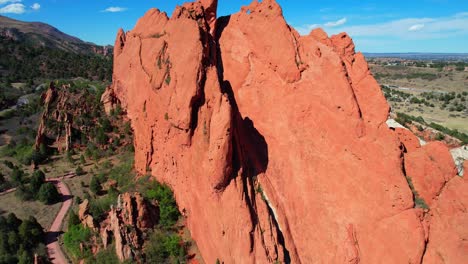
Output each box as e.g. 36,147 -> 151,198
109,0 -> 467,263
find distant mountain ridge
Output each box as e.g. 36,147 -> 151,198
0,15 -> 112,55
0,16 -> 113,84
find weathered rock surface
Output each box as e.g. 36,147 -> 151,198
99,193 -> 159,262
35,82 -> 99,153
404,142 -> 458,206
110,0 -> 467,263
451,146 -> 468,176
394,127 -> 421,152
100,86 -> 121,115
78,199 -> 97,230
422,175 -> 468,263
79,193 -> 159,262
405,122 -> 462,148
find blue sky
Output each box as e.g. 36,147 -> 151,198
1,0 -> 467,52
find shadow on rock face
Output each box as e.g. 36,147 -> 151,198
221,80 -> 269,181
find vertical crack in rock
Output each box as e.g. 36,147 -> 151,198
341,61 -> 363,120
400,145 -> 417,208
288,26 -> 303,76
187,6 -> 213,140
261,190 -> 292,264
420,237 -> 429,264
137,36 -> 151,80
188,68 -> 206,139
146,127 -> 154,171
346,224 -> 361,264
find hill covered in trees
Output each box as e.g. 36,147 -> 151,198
0,35 -> 112,84
0,15 -> 113,92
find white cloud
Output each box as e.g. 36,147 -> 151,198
31,3 -> 40,11
103,6 -> 127,13
324,17 -> 347,27
454,12 -> 468,18
0,3 -> 25,14
295,18 -> 347,35
408,24 -> 424,31
0,0 -> 21,5
298,13 -> 468,40
295,24 -> 320,35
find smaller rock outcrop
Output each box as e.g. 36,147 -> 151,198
394,127 -> 421,152
35,82 -> 99,153
79,193 -> 159,262
78,199 -> 97,231
404,142 -> 458,206
100,86 -> 121,115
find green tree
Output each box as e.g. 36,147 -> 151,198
95,127 -> 108,145
18,216 -> 44,250
31,149 -> 46,165
123,122 -> 132,135
75,166 -> 85,176
15,184 -> 34,201
6,213 -> 22,231
90,176 -> 102,195
68,210 -> 80,227
38,183 -> 60,204
7,231 -> 19,252
80,154 -> 86,164
144,231 -> 185,263
30,170 -> 46,192
63,225 -> 91,260
100,118 -> 112,133
66,151 -> 74,164
93,248 -> 120,264
11,168 -> 24,185
144,182 -> 180,229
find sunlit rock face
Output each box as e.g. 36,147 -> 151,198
110,0 -> 466,263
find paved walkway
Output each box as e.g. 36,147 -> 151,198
0,172 -> 76,264
1,172 -> 76,263
45,178 -> 73,264
0,187 -> 17,196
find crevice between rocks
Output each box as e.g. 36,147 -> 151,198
188,68 -> 206,140
399,143 -> 430,263
214,16 -> 294,262
261,190 -> 292,264
137,36 -> 152,81
420,237 -> 429,264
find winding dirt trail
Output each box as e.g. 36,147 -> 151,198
1,172 -> 75,263
45,177 -> 73,264
1,174 -> 74,263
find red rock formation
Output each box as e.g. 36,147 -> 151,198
422,175 -> 468,263
110,0 -> 467,263
100,86 -> 120,115
35,82 -> 98,153
406,122 -> 462,148
404,142 -> 458,206
99,193 -> 159,262
35,82 -> 57,151
35,82 -> 74,152
394,127 -> 421,152
78,199 -> 97,231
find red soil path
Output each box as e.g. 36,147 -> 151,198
45,177 -> 73,264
